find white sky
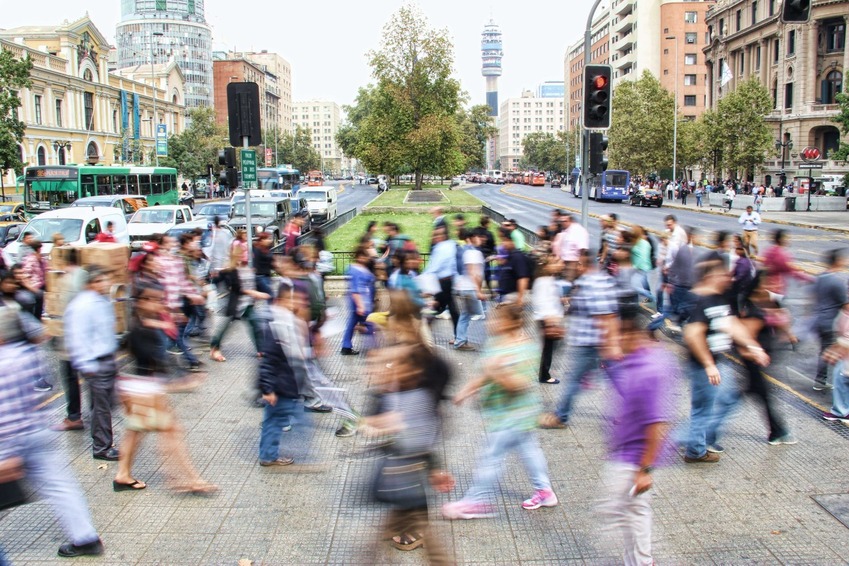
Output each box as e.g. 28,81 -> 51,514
2,0 -> 603,108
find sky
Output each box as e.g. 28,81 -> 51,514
2,0 -> 604,109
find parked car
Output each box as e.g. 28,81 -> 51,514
3,207 -> 129,266
227,198 -> 292,246
229,189 -> 272,203
629,189 -> 664,208
550,177 -> 562,188
366,177 -> 378,184
0,222 -> 25,248
166,219 -> 236,260
289,197 -> 312,231
195,202 -> 233,221
0,202 -> 26,222
127,205 -> 194,249
71,194 -> 148,221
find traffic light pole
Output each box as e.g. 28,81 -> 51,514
580,0 -> 605,229
243,136 -> 254,268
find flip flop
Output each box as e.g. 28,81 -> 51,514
392,532 -> 425,551
173,482 -> 219,496
113,479 -> 146,492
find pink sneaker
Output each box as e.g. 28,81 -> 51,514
522,489 -> 558,510
442,500 -> 495,520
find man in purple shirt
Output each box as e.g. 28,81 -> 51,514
600,297 -> 675,566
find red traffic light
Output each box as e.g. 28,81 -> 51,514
592,75 -> 609,90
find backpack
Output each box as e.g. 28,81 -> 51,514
455,243 -> 470,277
647,234 -> 659,268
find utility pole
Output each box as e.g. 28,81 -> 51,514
580,0 -> 606,229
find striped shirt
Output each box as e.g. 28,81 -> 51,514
0,342 -> 45,460
566,271 -> 619,347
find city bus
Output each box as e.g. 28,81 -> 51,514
23,165 -> 178,213
305,170 -> 324,186
257,166 -> 301,195
530,172 -> 546,186
573,169 -> 631,201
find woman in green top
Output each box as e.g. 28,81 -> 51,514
630,225 -> 654,301
442,302 -> 558,519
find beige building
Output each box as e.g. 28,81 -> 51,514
292,100 -> 345,176
498,90 -> 565,171
704,0 -> 848,183
564,1 -> 714,130
1,16 -> 185,186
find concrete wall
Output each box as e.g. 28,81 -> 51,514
707,193 -> 847,212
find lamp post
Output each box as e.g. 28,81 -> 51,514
775,136 -> 793,189
665,35 -> 679,186
150,31 -> 164,166
52,140 -> 71,165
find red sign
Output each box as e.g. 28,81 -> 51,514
265,148 -> 273,165
801,146 -> 821,161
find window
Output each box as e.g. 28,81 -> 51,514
55,99 -> 62,127
751,2 -> 758,24
784,82 -> 793,109
774,39 -> 780,62
83,92 -> 94,130
684,11 -> 697,23
155,0 -> 166,9
684,53 -> 697,65
684,95 -> 697,106
720,19 -> 726,36
736,10 -> 742,32
685,32 -> 697,44
739,52 -> 745,74
684,74 -> 697,86
755,46 -> 762,70
822,70 -> 843,104
825,21 -> 846,53
33,95 -> 42,125
37,146 -> 46,166
769,0 -> 776,16
787,30 -> 795,55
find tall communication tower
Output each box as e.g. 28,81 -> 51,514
481,19 -> 503,117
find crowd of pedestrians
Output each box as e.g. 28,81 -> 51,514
0,193 -> 847,565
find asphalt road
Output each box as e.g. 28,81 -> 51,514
468,182 -> 848,416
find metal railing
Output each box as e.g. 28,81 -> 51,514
321,251 -> 432,276
481,205 -> 540,247
270,207 -> 359,253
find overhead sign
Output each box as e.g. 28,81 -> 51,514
155,123 -> 168,157
241,149 -> 257,187
798,162 -> 824,169
226,82 -> 262,147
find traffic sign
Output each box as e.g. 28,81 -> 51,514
798,162 -> 823,169
265,148 -> 272,165
801,146 -> 821,161
241,149 -> 257,186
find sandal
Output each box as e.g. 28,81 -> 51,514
539,378 -> 561,385
210,349 -> 226,362
173,481 -> 219,496
113,479 -> 147,491
392,532 -> 425,551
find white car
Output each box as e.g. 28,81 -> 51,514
2,207 -> 129,266
298,186 -> 338,222
127,205 -> 194,249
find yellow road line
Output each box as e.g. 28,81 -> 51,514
36,391 -> 64,410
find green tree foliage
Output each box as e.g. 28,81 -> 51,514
456,104 -> 496,172
609,71 -> 675,175
262,125 -> 320,172
709,79 -> 773,179
160,107 -> 226,179
832,72 -> 849,161
521,131 -> 571,174
343,5 -> 464,189
0,48 -> 33,178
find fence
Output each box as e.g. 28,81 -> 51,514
481,205 -> 540,247
320,251 -> 432,276
270,207 -> 359,254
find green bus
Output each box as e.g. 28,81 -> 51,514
23,165 -> 179,213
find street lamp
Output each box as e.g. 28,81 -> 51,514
52,140 -> 71,165
665,36 -> 679,185
775,135 -> 793,188
150,31 -> 164,167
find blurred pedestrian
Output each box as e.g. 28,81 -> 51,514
453,229 -> 485,351
19,239 -> 46,319
443,301 -> 558,518
812,249 -> 848,390
533,255 -> 565,384
341,245 -> 376,356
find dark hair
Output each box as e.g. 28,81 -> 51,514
664,214 -> 677,223
213,216 -> 222,228
608,213 -> 618,222
714,230 -> 729,247
454,213 -> 465,222
366,220 -> 378,233
498,226 -> 512,240
479,215 -> 490,227
23,231 -> 33,238
354,244 -> 370,259
179,232 -> 195,247
696,259 -> 726,281
106,221 -> 114,229
773,229 -> 787,245
277,279 -> 294,299
826,248 -> 846,267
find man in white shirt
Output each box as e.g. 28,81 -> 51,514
664,215 -> 688,249
553,213 -> 589,281
724,186 -> 736,212
738,205 -> 762,256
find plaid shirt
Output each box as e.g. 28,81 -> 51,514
0,342 -> 45,460
566,270 -> 619,347
156,252 -> 197,311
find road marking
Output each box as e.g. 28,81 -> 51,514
36,391 -> 64,410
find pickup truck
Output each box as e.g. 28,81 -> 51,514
127,205 -> 194,249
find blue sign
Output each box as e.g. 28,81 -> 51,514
156,123 -> 168,157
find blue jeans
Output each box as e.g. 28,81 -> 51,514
342,310 -> 372,350
454,290 -> 483,346
670,285 -> 693,324
170,323 -> 198,365
258,397 -> 302,462
831,361 -> 849,417
22,428 -> 99,545
556,345 -> 602,423
696,194 -> 703,207
684,359 -> 739,458
630,271 -> 653,302
463,428 -> 551,505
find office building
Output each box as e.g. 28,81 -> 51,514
237,51 -> 293,134
292,100 -> 345,176
497,90 -> 565,171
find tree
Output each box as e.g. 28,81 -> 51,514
354,4 -> 464,189
0,48 -> 33,195
608,71 -> 675,175
521,131 -> 569,174
456,104 -> 497,172
160,107 -> 226,180
832,71 -> 849,162
257,125 -> 321,173
711,79 -> 773,179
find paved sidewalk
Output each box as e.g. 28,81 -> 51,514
3,300 -> 849,564
661,198 -> 849,233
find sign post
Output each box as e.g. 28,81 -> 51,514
800,146 -> 822,211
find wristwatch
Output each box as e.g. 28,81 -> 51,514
640,466 -> 654,475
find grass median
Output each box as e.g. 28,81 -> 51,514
366,187 -> 484,208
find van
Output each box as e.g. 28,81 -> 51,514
298,186 -> 338,222
2,206 -> 129,266
71,194 -> 148,221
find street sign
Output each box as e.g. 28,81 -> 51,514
155,123 -> 167,157
798,162 -> 823,169
265,148 -> 272,165
241,149 -> 257,186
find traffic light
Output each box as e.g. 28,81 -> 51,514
218,147 -> 236,168
219,167 -> 238,188
583,65 -> 612,130
781,0 -> 811,23
588,132 -> 609,175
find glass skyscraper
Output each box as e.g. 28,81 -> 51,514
115,0 -> 213,110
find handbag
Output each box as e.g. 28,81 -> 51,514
372,452 -> 429,508
0,457 -> 29,511
117,374 -> 174,432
